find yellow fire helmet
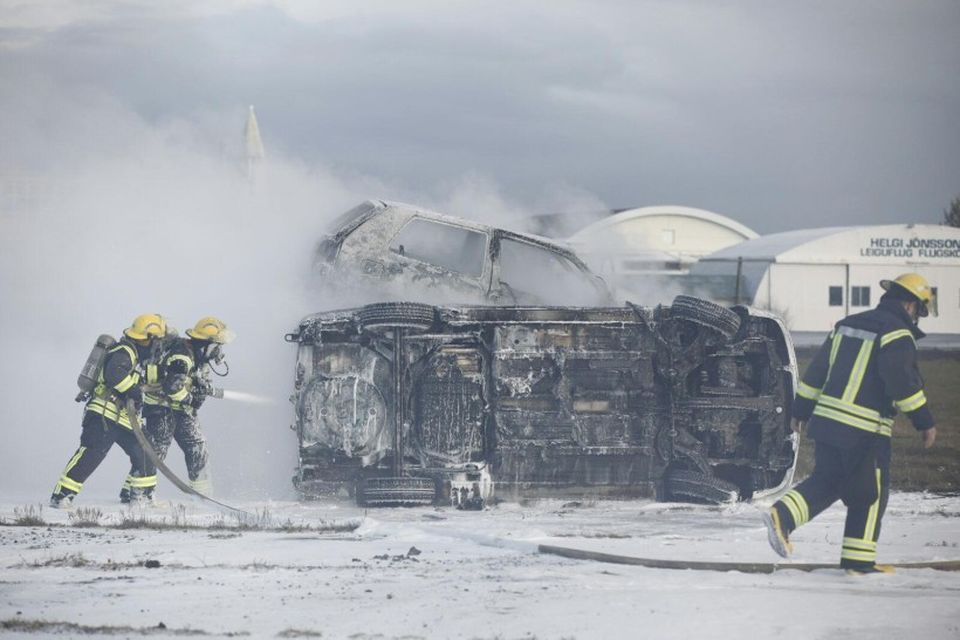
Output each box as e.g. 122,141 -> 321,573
186,316 -> 236,344
124,314 -> 168,341
880,273 -> 938,317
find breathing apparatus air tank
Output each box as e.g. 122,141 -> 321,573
77,334 -> 117,398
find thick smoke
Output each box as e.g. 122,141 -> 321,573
0,84 -> 617,501
0,90 -> 368,499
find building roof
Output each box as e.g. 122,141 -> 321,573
568,205 -> 758,244
699,224 -> 960,265
700,226 -> 854,262
688,223 -> 960,303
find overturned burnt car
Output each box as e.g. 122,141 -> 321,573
286,296 -> 798,507
313,200 -> 613,306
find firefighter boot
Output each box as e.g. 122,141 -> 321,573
845,564 -> 896,576
49,492 -> 76,509
127,485 -> 155,506
189,473 -> 212,496
120,476 -> 132,503
763,508 -> 793,558
119,474 -> 143,503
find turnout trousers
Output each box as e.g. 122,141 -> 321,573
773,438 -> 891,571
123,407 -> 210,497
53,411 -> 156,500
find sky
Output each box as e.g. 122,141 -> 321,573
0,1 -> 958,497
1,0 -> 958,232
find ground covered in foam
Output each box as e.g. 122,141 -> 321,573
1,492 -> 959,639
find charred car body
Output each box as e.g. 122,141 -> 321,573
313,200 -> 612,306
286,297 -> 798,507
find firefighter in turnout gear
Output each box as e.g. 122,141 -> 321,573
120,316 -> 234,499
763,273 -> 937,574
51,314 -> 167,508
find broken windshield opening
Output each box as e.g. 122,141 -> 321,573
389,218 -> 487,278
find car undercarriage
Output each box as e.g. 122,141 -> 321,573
286,296 -> 798,507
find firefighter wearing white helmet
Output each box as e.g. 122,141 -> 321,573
763,273 -> 937,574
122,316 -> 235,499
51,314 -> 167,508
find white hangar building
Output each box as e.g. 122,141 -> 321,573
566,205 -> 758,298
689,223 -> 960,334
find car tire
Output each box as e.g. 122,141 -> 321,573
357,302 -> 437,333
663,469 -> 739,504
669,295 -> 741,341
356,477 -> 437,507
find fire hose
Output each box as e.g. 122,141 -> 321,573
126,399 -> 252,516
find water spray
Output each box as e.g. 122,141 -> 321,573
218,389 -> 275,405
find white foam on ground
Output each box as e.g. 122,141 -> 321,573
2,492 -> 959,638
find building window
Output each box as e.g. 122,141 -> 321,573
829,286 -> 843,306
661,229 -> 675,246
851,286 -> 870,307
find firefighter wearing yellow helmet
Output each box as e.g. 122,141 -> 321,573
187,316 -> 236,344
120,316 -> 235,500
764,273 -> 937,574
51,314 -> 167,508
880,273 -> 938,318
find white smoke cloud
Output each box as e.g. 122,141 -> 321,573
0,82 -> 612,501
0,91 -> 366,499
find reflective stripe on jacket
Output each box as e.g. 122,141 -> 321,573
143,338 -> 195,412
793,299 -> 934,449
85,341 -> 140,429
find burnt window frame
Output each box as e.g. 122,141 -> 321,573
387,216 -> 490,279
495,236 -> 600,302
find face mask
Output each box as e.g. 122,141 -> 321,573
146,338 -> 164,361
908,303 -> 921,325
204,343 -> 224,364
202,341 -> 229,377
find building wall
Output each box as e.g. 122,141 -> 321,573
569,209 -> 758,301
572,213 -> 751,258
776,225 -> 960,264
692,224 -> 960,335
758,262 -> 960,333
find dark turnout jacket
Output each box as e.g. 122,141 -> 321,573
85,337 -> 147,429
793,299 -> 935,450
143,337 -> 195,412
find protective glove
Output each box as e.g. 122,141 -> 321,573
163,373 -> 189,396
122,386 -> 143,412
